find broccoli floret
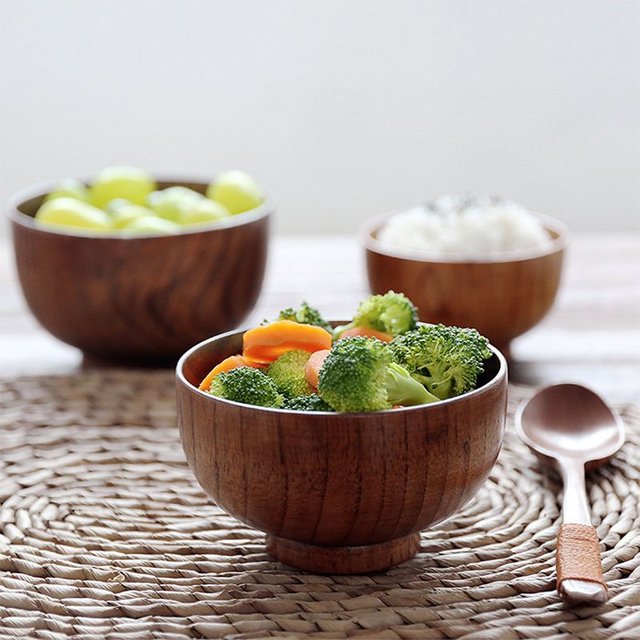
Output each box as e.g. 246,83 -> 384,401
318,337 -> 390,412
283,393 -> 334,412
209,366 -> 284,408
275,301 -> 332,332
318,336 -> 438,412
334,291 -> 418,339
385,361 -> 440,407
389,324 -> 492,400
267,349 -> 313,398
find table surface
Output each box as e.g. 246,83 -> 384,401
1,233 -> 639,404
1,233 -> 640,638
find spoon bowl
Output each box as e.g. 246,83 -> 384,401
517,384 -> 625,469
516,383 -> 625,606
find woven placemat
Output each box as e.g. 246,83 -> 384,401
0,372 -> 638,640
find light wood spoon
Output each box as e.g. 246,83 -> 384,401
516,383 -> 625,606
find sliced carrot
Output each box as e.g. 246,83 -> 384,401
304,349 -> 330,389
198,355 -> 263,391
338,326 -> 393,342
243,320 -> 333,364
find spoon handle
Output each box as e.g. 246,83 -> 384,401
557,460 -> 607,605
557,524 -> 607,605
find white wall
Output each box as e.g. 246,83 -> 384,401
1,0 -> 638,235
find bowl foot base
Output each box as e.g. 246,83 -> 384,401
265,533 -> 421,574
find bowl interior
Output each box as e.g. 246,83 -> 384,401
177,323 -> 505,410
9,178 -> 273,239
362,211 -> 568,264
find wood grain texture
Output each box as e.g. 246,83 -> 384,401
8,180 -> 271,363
265,532 -> 421,574
176,327 -> 508,573
2,233 -> 638,403
363,217 -> 567,351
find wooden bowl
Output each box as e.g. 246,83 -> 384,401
362,214 -> 568,353
176,326 -> 508,574
8,179 -> 272,364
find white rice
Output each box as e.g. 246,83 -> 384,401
376,195 -> 551,258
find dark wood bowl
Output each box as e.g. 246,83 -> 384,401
8,179 -> 272,364
362,214 -> 568,353
176,325 -> 508,574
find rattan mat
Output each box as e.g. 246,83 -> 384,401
0,372 -> 639,640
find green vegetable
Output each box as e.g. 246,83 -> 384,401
318,336 -> 438,412
274,301 -> 332,332
283,394 -> 334,412
209,366 -> 284,408
334,291 -> 418,339
389,324 -> 492,400
267,349 -> 313,398
385,361 -> 440,407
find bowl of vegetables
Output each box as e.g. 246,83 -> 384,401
362,195 -> 568,353
8,167 -> 272,364
176,292 -> 508,574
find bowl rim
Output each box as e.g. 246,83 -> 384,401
175,323 -> 508,417
360,210 -> 569,264
6,175 -> 274,240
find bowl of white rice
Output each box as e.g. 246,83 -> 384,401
362,195 -> 568,351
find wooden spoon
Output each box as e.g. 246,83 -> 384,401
515,383 -> 625,606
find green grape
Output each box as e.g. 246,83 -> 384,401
147,186 -> 204,222
44,178 -> 90,203
121,215 -> 181,236
110,203 -> 156,229
161,186 -> 204,201
181,199 -> 231,226
105,198 -> 134,213
35,198 -> 113,233
90,166 -> 156,209
206,170 -> 263,214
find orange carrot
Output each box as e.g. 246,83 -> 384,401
338,326 -> 393,342
243,320 -> 333,364
304,349 -> 330,389
198,355 -> 263,391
